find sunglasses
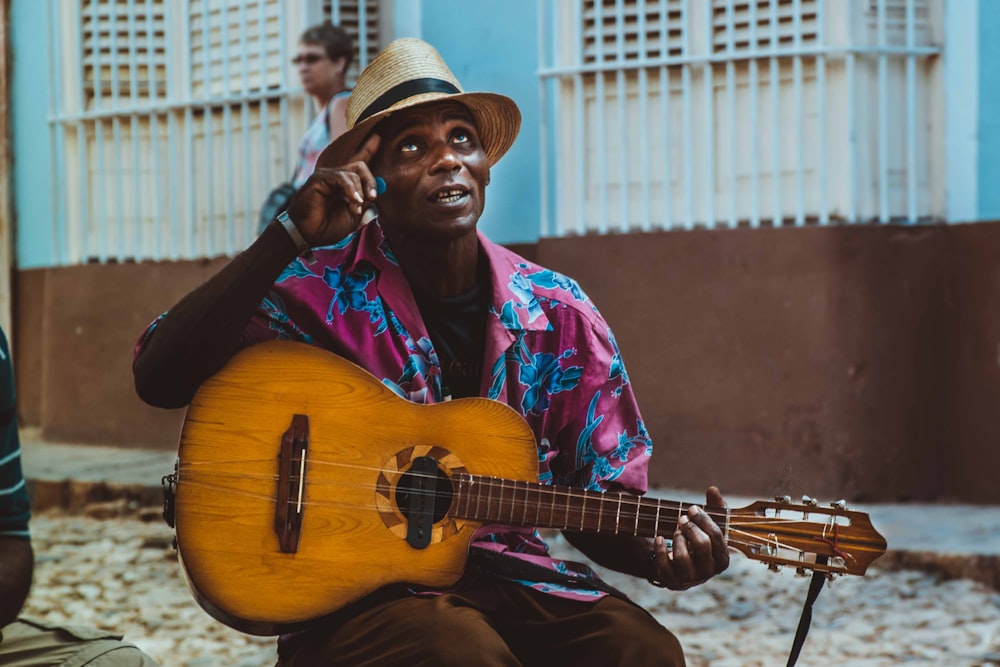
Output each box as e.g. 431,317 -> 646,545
292,53 -> 327,66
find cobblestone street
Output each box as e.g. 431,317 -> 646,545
19,508 -> 1000,667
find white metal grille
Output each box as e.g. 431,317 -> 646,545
539,0 -> 944,236
582,0 -> 684,62
323,0 -> 378,83
711,0 -> 818,52
865,0 -> 930,45
48,0 -> 380,265
188,0 -> 284,99
81,0 -> 167,103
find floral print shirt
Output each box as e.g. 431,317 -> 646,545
197,221 -> 651,601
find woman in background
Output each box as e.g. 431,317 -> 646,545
291,21 -> 354,189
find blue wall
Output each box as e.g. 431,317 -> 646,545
10,2 -> 55,268
421,1 -> 541,244
979,0 -> 1000,220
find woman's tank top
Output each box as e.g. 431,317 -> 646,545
293,89 -> 351,189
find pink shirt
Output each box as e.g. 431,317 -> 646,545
242,221 -> 652,600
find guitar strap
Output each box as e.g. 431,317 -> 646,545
785,556 -> 828,667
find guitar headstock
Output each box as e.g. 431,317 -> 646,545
727,496 -> 887,578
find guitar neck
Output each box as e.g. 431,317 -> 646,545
452,473 -> 727,538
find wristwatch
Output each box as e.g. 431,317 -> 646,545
277,211 -> 316,265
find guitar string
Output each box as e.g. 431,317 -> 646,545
177,472 -> 778,527
174,474 -> 853,537
173,480 -> 848,562
178,483 -> 765,550
174,471 -> 850,532
174,463 -> 848,523
175,459 -> 858,526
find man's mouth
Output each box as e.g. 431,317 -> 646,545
430,187 -> 469,204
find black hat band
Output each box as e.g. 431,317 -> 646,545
357,78 -> 462,124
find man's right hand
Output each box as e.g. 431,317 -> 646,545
284,133 -> 381,248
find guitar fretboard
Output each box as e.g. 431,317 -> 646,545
452,473 -> 728,538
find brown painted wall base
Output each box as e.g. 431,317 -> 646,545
535,226 -> 951,503
13,258 -> 231,452
13,223 -> 1000,502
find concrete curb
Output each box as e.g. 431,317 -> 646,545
27,479 -> 165,515
876,550 -> 1000,591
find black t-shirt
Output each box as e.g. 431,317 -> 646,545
413,273 -> 488,400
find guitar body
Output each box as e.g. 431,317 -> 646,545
174,340 -> 538,635
172,341 -> 888,637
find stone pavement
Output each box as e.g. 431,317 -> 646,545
15,429 -> 1000,666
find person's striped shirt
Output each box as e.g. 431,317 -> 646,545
0,328 -> 30,539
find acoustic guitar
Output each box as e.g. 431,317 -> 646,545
165,340 -> 887,636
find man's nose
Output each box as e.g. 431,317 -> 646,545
429,142 -> 461,172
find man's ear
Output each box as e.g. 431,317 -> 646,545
486,170 -> 491,187
332,56 -> 349,76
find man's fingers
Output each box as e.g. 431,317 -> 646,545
652,495 -> 730,589
353,134 -> 381,199
670,519 -> 694,582
683,514 -> 718,578
689,497 -> 730,575
706,485 -> 726,509
351,133 -> 381,169
310,168 -> 369,210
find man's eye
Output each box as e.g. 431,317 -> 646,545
452,132 -> 470,144
400,142 -> 418,153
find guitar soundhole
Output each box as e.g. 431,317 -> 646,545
396,465 -> 454,525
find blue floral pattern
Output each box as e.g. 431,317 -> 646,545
523,267 -> 587,302
321,262 -> 388,335
607,328 -> 630,397
614,418 -> 652,462
507,273 -> 546,324
260,291 -> 313,343
276,259 -> 316,283
513,340 -> 582,417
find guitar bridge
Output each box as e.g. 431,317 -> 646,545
275,414 -> 309,553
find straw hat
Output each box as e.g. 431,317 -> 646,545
315,38 -> 521,169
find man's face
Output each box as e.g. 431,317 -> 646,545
370,101 -> 490,243
293,42 -> 345,97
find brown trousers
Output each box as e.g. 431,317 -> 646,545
277,576 -> 685,667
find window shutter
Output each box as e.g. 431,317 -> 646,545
81,0 -> 167,104
582,0 -> 685,63
865,0 -> 930,45
712,0 -> 818,53
189,0 -> 283,100
322,0 -> 380,82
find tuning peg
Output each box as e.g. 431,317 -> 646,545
801,495 -> 818,507
795,567 -> 809,577
774,495 -> 791,504
768,563 -> 781,572
830,499 -> 847,510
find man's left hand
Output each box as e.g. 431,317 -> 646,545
648,486 -> 730,590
